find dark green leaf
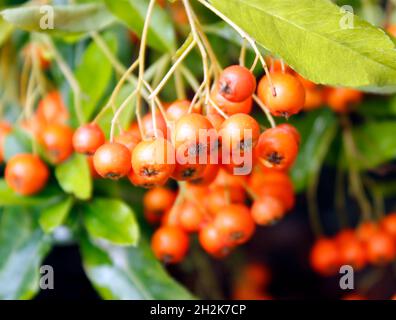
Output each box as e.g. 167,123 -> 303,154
351,121 -> 396,170
290,109 -> 338,192
211,0 -> 396,92
39,196 -> 74,233
104,0 -> 176,52
0,4 -> 114,37
80,236 -> 195,299
0,208 -> 51,299
82,198 -> 139,246
55,154 -> 92,200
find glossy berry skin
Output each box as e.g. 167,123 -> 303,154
143,187 -> 176,224
114,131 -> 141,153
178,201 -> 207,233
188,163 -> 220,186
151,226 -> 189,264
365,230 -> 396,265
310,238 -> 340,276
276,123 -> 301,145
251,196 -> 285,226
258,72 -> 305,117
205,185 -> 246,215
40,124 -> 74,164
5,154 -> 49,195
211,89 -> 253,115
325,87 -> 363,113
214,204 -> 255,245
219,114 -> 260,155
93,142 -> 131,179
73,123 -> 105,155
174,113 -> 216,155
381,213 -> 396,239
218,65 -> 256,103
256,126 -> 299,171
0,121 -> 12,163
356,221 -> 378,242
171,162 -> 207,181
131,137 -> 175,188
206,113 -> 225,131
199,223 -> 232,259
36,91 -> 69,125
166,100 -> 194,122
141,112 -> 168,139
338,236 -> 367,270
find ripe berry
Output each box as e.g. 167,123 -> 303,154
172,162 -> 207,181
256,126 -> 299,171
387,24 -> 396,37
36,91 -> 69,125
325,87 -> 363,113
143,187 -> 176,224
179,201 -> 207,233
131,137 -> 175,187
0,121 -> 12,163
141,112 -> 168,139
188,163 -> 220,186
206,112 -> 225,131
338,236 -> 367,270
211,89 -> 253,115
199,223 -> 232,258
114,130 -> 141,153
276,123 -> 301,145
258,72 -> 305,117
151,226 -> 189,264
265,57 -> 292,74
73,123 -> 105,155
93,142 -> 131,179
366,230 -> 396,265
5,154 -> 49,195
251,196 -> 285,226
356,221 -> 378,242
381,213 -> 396,239
40,124 -> 74,164
214,204 -> 255,245
310,238 -> 340,276
219,113 -> 260,155
205,185 -> 246,215
166,100 -> 194,122
218,65 -> 256,103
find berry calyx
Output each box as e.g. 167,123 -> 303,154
151,226 -> 189,264
93,142 -> 131,179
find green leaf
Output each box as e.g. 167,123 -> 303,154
290,109 -> 338,192
104,0 -> 176,52
211,0 -> 396,92
39,196 -> 74,233
80,236 -> 195,300
82,198 -> 139,246
3,127 -> 32,161
0,4 -> 114,37
55,154 -> 92,200
73,32 -> 117,123
351,121 -> 396,170
0,208 -> 51,300
0,179 -> 62,206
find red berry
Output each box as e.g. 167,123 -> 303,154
218,65 -> 256,103
151,226 -> 189,264
5,154 -> 49,195
73,123 -> 105,155
93,142 -> 131,179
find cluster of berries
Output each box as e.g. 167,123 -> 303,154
310,213 -> 396,276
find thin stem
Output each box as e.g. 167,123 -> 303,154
180,64 -> 200,91
239,38 -> 247,67
44,37 -> 84,124
208,96 -> 229,119
149,40 -> 196,99
174,68 -> 186,100
335,159 -> 349,229
197,0 -> 275,94
253,94 -> 276,128
136,0 -> 157,138
341,116 -> 372,221
250,54 -> 260,72
307,169 -> 324,238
